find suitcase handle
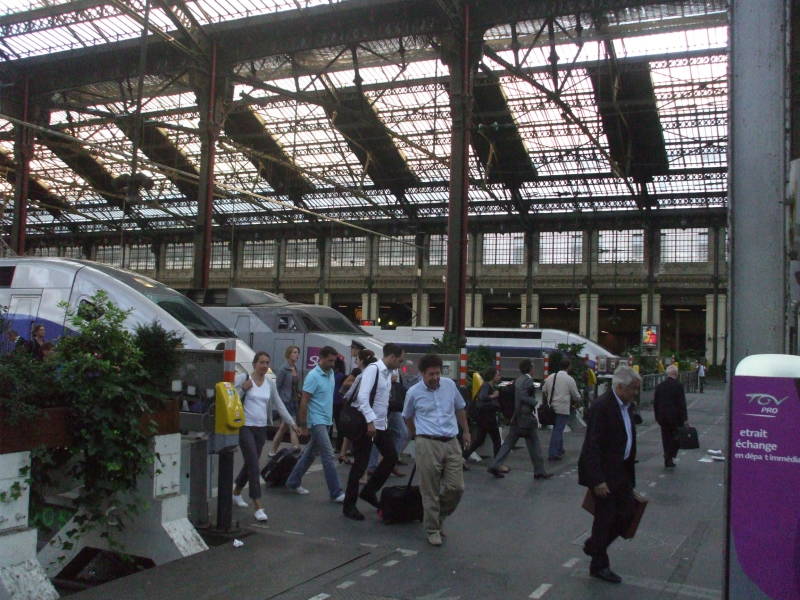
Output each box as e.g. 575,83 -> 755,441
405,464 -> 416,490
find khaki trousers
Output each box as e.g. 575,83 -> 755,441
415,437 -> 465,534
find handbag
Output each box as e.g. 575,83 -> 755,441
338,364 -> 379,441
537,372 -> 557,427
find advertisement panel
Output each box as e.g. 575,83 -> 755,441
641,324 -> 659,348
729,375 -> 800,599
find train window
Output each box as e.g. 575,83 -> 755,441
0,267 -> 14,287
278,315 -> 297,331
301,316 -> 321,332
78,299 -> 103,321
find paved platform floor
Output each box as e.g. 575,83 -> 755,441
70,382 -> 726,600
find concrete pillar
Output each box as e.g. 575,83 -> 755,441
579,293 -> 599,341
361,293 -> 379,322
641,293 -> 661,326
521,293 -> 539,327
465,293 -> 483,328
314,293 -> 331,306
729,0 -> 787,368
412,292 -> 430,326
706,293 -> 727,366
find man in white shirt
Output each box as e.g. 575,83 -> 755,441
342,343 -> 405,521
542,358 -> 582,461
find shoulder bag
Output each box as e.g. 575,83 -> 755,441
338,364 -> 379,441
537,372 -> 557,427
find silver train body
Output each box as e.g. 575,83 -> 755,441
0,257 -> 255,373
199,289 -> 384,372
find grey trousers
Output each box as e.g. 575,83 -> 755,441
235,425 -> 268,500
415,437 -> 465,534
489,425 -> 547,475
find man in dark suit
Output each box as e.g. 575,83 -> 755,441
578,365 -> 641,584
654,364 -> 688,468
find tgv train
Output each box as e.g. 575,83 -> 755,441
361,325 -> 615,367
193,288 -> 385,371
0,258 -> 255,372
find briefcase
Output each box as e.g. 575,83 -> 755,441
676,425 -> 700,450
582,489 -> 649,539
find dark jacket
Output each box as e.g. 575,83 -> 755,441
477,382 -> 501,413
653,377 -> 688,428
511,374 -> 538,430
276,363 -> 297,405
578,390 -> 637,491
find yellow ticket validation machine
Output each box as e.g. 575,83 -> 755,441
214,382 -> 244,434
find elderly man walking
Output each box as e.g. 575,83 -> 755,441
654,365 -> 688,468
403,354 -> 471,547
578,365 -> 641,584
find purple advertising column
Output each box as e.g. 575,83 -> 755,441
729,356 -> 800,600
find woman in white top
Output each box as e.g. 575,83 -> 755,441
233,351 -> 299,521
542,358 -> 581,461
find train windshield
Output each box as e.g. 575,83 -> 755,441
298,307 -> 368,335
83,262 -> 234,338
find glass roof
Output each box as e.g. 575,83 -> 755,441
0,0 -> 729,237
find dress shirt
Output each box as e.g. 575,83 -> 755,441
613,390 -> 633,460
355,360 -> 392,430
402,377 -> 465,438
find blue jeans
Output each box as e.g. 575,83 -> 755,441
368,412 -> 409,471
286,424 -> 343,498
548,414 -> 569,459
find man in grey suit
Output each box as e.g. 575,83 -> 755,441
487,359 -> 552,480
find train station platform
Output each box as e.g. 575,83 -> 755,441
67,381 -> 727,600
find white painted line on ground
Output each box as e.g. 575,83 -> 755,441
337,581 -> 355,589
307,594 -> 330,600
396,548 -> 418,557
285,530 -> 305,535
320,536 -> 337,542
361,569 -> 379,577
562,558 -> 580,568
307,464 -> 323,473
383,559 -> 399,567
359,542 -> 379,548
529,583 -> 552,598
250,523 -> 270,530
659,474 -> 666,478
649,482 -> 657,488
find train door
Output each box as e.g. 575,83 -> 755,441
8,294 -> 41,341
234,314 -> 254,349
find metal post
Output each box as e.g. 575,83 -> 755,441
193,41 -> 221,289
442,4 -> 480,340
11,78 -> 31,255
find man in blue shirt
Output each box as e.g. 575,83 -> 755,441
403,354 -> 471,546
286,346 -> 345,502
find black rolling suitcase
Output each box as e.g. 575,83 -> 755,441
261,447 -> 301,486
378,465 -> 423,524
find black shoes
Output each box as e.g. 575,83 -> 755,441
534,473 -> 553,480
487,467 -> 505,478
590,568 -> 622,584
359,490 -> 380,508
665,459 -> 676,468
343,506 -> 365,521
548,456 -> 562,462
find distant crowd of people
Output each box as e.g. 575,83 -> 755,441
230,339 -> 693,585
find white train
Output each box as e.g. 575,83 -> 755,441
361,325 -> 615,368
0,257 -> 255,373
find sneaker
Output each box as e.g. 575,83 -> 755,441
254,508 -> 268,521
290,486 -> 310,495
267,450 -> 277,457
333,493 -> 345,503
427,531 -> 443,546
233,494 -> 249,508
